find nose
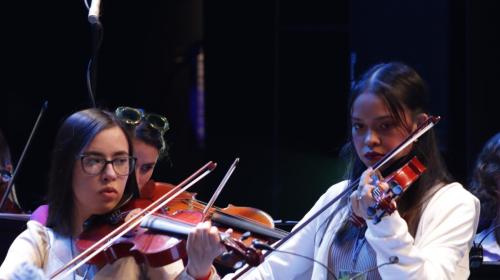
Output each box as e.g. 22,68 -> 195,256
101,162 -> 118,182
364,129 -> 380,148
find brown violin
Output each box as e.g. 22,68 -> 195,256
76,203 -> 263,269
50,161 -> 265,280
141,180 -> 288,242
133,180 -> 287,268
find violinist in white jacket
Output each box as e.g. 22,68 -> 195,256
228,62 -> 480,280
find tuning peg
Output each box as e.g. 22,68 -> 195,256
233,260 -> 245,270
240,231 -> 251,241
220,250 -> 233,262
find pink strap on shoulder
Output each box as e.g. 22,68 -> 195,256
31,204 -> 49,225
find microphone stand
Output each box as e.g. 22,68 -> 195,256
86,0 -> 103,108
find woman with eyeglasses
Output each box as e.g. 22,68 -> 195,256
0,109 -> 224,280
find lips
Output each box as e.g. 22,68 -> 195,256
99,187 -> 119,201
364,151 -> 384,161
100,187 -> 118,194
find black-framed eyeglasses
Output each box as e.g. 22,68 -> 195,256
115,106 -> 170,135
0,169 -> 11,183
79,155 -> 136,176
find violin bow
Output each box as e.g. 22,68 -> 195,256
50,161 -> 217,280
231,115 -> 440,279
202,158 -> 240,221
0,101 -> 48,212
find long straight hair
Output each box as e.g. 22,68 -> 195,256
334,62 -> 452,242
46,109 -> 139,236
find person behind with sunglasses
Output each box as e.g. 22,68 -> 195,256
114,106 -> 172,195
112,108 -> 226,280
0,108 -> 225,280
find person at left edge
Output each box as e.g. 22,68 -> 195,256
0,128 -> 23,213
0,108 -> 225,280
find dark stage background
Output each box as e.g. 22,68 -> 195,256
1,0 -> 499,272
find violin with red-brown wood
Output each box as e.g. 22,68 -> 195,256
76,200 -> 263,269
50,161 -> 265,280
141,180 -> 288,242
349,156 -> 427,227
133,179 -> 288,268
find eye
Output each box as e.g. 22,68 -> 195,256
352,122 -> 364,131
84,157 -> 104,166
113,157 -> 130,166
140,164 -> 155,173
379,121 -> 396,130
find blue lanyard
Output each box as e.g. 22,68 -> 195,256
351,227 -> 367,269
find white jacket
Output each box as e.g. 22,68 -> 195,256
0,220 -> 219,280
228,181 -> 480,280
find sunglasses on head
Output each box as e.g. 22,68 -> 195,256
115,107 -> 170,135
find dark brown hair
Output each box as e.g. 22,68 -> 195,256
46,108 -> 139,236
132,121 -> 170,160
334,62 -> 452,241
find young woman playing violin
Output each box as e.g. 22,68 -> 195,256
229,62 -> 480,279
0,108 -> 224,280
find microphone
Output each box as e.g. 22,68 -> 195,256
469,224 -> 500,268
88,0 -> 102,24
252,240 -> 337,280
348,256 -> 399,280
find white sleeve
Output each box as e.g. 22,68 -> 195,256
0,221 -> 49,280
175,264 -> 220,280
224,182 -> 347,280
365,183 -> 480,280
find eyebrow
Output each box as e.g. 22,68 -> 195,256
351,115 -> 394,122
82,151 -> 130,157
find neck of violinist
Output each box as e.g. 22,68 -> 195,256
72,201 -> 91,236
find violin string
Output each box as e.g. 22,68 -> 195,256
50,161 -> 215,280
174,198 -> 289,236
